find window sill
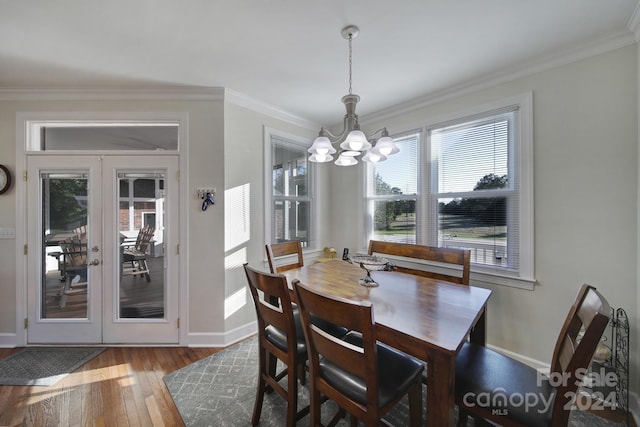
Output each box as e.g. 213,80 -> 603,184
470,269 -> 536,291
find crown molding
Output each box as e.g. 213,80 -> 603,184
224,88 -> 319,131
0,85 -> 319,131
360,29 -> 637,125
0,86 -> 226,101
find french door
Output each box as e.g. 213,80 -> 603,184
26,155 -> 179,344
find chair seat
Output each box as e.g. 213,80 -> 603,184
265,324 -> 307,356
123,250 -> 145,260
456,342 -> 554,427
320,331 -> 424,407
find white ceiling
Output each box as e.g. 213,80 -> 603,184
0,0 -> 638,126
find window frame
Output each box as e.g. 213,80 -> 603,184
264,127 -> 317,251
365,130 -> 422,245
365,93 -> 534,290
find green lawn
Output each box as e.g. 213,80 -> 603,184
375,213 -> 506,241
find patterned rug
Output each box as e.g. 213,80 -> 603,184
0,347 -> 105,386
164,337 -> 625,426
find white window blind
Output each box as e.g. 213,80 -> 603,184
365,94 -> 534,288
429,107 -> 519,272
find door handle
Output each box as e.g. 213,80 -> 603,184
89,259 -> 100,266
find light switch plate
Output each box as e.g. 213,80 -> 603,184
0,228 -> 16,239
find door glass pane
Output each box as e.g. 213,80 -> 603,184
118,172 -> 165,319
41,173 -> 88,318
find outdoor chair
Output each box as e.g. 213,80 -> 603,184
57,232 -> 88,308
122,225 -> 155,282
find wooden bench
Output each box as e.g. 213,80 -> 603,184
367,240 -> 471,285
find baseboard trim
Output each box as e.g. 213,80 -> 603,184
630,391 -> 640,427
0,333 -> 18,348
187,322 -> 257,348
486,343 -> 550,372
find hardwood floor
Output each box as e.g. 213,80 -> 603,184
0,346 -> 222,426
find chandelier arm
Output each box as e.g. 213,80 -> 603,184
364,128 -> 389,141
319,121 -> 352,145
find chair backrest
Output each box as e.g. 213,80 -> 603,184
265,241 -> 304,273
243,263 -> 299,352
548,284 -> 611,423
72,224 -> 87,234
61,233 -> 87,267
368,240 -> 470,285
292,279 -> 381,421
135,225 -> 155,253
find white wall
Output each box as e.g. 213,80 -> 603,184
222,101 -> 319,341
0,96 -> 226,345
329,44 -> 639,392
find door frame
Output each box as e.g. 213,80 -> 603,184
15,111 -> 190,346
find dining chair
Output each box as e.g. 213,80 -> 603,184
243,263 -> 308,427
292,278 -> 424,427
122,225 -> 155,282
455,284 -> 611,427
368,240 -> 471,285
265,241 -> 304,273
265,242 -> 348,340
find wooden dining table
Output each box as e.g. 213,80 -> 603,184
283,258 -> 492,426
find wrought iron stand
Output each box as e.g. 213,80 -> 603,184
581,307 -> 632,426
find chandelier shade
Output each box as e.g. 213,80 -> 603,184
334,154 -> 358,166
361,148 -> 387,163
339,130 -> 371,152
372,136 -> 400,156
307,136 -> 336,156
308,25 -> 399,166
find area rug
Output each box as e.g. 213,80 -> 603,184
164,337 -> 622,426
0,347 -> 105,386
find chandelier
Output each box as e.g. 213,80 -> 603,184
308,25 -> 399,166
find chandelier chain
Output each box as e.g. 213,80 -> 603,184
307,25 -> 398,166
348,33 -> 353,94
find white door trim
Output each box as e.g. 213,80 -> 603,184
15,111 -> 190,346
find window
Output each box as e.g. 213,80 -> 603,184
366,94 -> 534,288
35,124 -> 178,151
265,128 -> 314,248
367,132 -> 420,244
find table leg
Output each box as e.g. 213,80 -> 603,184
469,307 -> 487,345
426,350 -> 455,426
